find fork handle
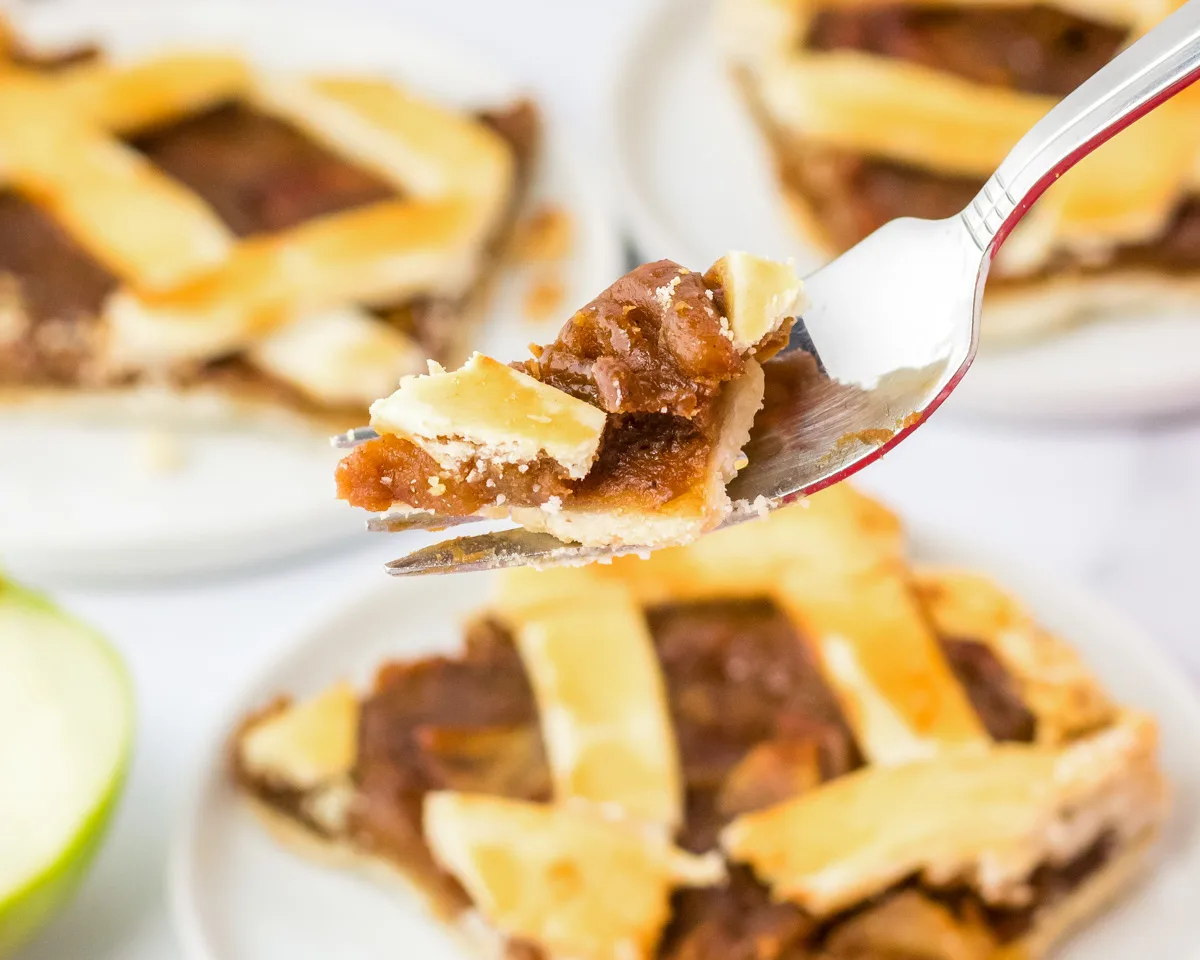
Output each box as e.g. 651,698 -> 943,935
961,0 -> 1200,254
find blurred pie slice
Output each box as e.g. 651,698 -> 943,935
336,253 -> 803,548
0,21 -> 538,424
231,487 -> 1168,960
717,0 -> 1200,341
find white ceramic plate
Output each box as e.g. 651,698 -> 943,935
170,526 -> 1200,960
611,0 -> 1200,423
0,0 -> 623,583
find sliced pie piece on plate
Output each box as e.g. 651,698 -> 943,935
335,253 -> 802,548
0,20 -> 538,424
716,0 -> 1200,342
230,486 -> 1168,960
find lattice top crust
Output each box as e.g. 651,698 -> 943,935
0,33 -> 529,412
235,486 -> 1165,960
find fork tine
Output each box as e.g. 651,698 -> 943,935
383,499 -> 786,575
384,528 -> 649,576
330,426 -> 379,449
366,511 -> 480,533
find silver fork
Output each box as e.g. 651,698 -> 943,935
336,2 -> 1200,575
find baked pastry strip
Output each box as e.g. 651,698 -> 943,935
53,53 -> 254,132
424,793 -> 724,960
102,196 -> 481,374
493,579 -> 685,830
722,711 -> 1164,916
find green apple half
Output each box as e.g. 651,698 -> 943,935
0,578 -> 134,957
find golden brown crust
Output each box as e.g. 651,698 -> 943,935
912,568 -> 1115,744
423,793 -> 724,960
1013,828 -> 1159,958
721,711 -> 1164,917
493,581 -> 685,829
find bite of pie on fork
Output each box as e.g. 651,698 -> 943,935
336,253 -> 801,553
335,0 -> 1200,573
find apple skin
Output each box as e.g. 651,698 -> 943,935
0,776 -> 127,957
0,581 -> 134,958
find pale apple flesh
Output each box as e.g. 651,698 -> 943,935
0,580 -> 134,957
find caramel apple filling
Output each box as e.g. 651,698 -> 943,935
132,101 -> 400,237
0,192 -> 118,385
805,5 -> 1127,97
336,434 -> 573,515
570,411 -> 718,509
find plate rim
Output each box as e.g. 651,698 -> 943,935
2,0 -> 624,583
167,518 -> 1200,960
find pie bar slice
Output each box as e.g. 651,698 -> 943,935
719,0 -> 1200,341
0,23 -> 537,424
336,253 -> 802,548
232,485 -> 1167,960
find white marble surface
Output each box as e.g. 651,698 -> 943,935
9,0 -> 1200,958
